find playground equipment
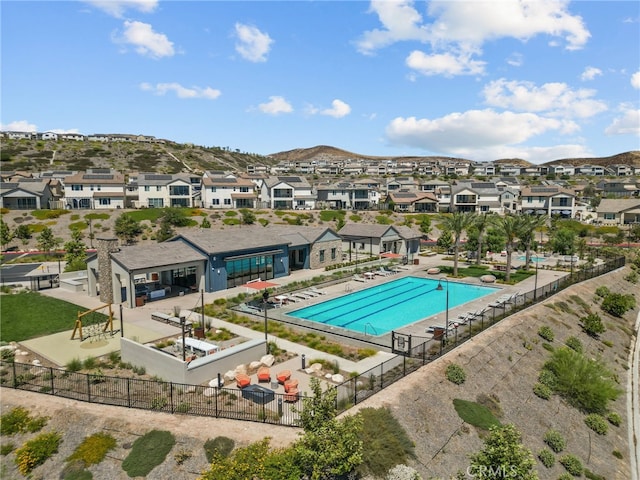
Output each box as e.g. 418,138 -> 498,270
71,304 -> 115,341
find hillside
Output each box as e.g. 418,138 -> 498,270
2,136 -> 638,174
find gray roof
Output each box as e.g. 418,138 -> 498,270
177,228 -> 290,254
596,199 -> 640,213
338,223 -> 397,238
111,241 -> 207,271
394,225 -> 422,240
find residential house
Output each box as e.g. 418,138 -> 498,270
60,133 -> 85,141
134,173 -> 194,208
63,169 -> 126,209
595,199 -> 640,225
450,182 -> 502,213
519,185 -> 576,218
387,190 -> 438,213
499,188 -> 519,214
471,162 -> 496,176
338,223 -> 421,261
496,164 -> 521,176
549,164 -> 576,176
579,164 -> 605,176
40,132 -> 58,141
610,165 -> 634,176
316,181 -> 376,210
200,171 -> 256,209
0,179 -> 56,210
386,177 -> 417,193
259,175 -> 316,210
596,179 -> 640,198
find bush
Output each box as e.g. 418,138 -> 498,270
445,364 -> 466,385
606,411 -> 622,426
122,430 -> 175,477
581,313 -> 605,337
66,357 -> 83,372
601,292 -> 636,317
543,429 -> 566,453
538,448 -> 555,468
15,431 -> 62,475
595,286 -> 610,298
533,383 -> 552,400
538,369 -> 557,389
0,406 -> 48,435
565,336 -> 583,353
612,450 -> 623,459
0,442 -> 14,455
585,469 -> 606,480
385,464 -> 422,480
204,436 -> 235,463
559,454 -> 584,476
584,413 -> 608,435
538,326 -> 554,341
66,432 -> 117,467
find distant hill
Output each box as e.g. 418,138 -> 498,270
1,136 -> 638,173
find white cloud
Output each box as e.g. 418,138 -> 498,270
358,0 -> 590,53
631,71 -> 640,89
385,109 -> 579,157
406,49 -> 485,76
258,96 -> 293,115
605,106 -> 640,136
49,128 -> 82,134
234,23 -> 273,62
506,52 -> 523,67
1,120 -> 37,132
320,99 -> 351,118
84,0 -> 158,18
482,78 -> 607,118
140,82 -> 221,100
114,21 -> 175,59
580,66 -> 602,81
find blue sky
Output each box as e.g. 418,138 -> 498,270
2,0 -> 639,164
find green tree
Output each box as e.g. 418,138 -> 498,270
36,227 -> 59,258
518,216 -> 547,270
14,224 -> 32,246
156,219 -> 175,243
200,216 -> 211,228
581,313 -> 605,337
64,229 -> 87,272
601,293 -> 636,318
0,219 -> 14,250
493,215 -> 520,282
468,424 -> 538,480
159,207 -> 190,227
114,214 -> 143,245
485,227 -> 506,254
241,209 -> 256,225
473,213 -> 493,265
438,212 -> 476,276
436,229 -> 453,251
419,215 -> 432,238
551,228 -> 576,255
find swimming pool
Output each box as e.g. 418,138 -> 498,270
516,255 -> 546,262
286,277 -> 498,335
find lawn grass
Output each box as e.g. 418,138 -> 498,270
453,398 -> 502,430
440,264 -> 534,284
0,292 -> 107,342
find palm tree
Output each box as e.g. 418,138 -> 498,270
473,213 -> 494,265
493,214 -> 520,282
518,216 -> 547,270
438,211 -> 477,276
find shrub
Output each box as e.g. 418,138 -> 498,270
445,364 -> 466,385
385,464 -> 422,480
581,313 -> 605,337
533,383 -> 552,400
452,399 -> 501,430
601,292 -> 636,317
538,448 -> 555,468
565,336 -> 583,353
558,474 -> 574,480
66,432 -> 116,467
559,454 -> 584,476
15,431 -> 62,475
66,357 -> 83,372
585,469 -> 606,480
584,413 -> 608,435
0,406 -> 48,435
543,429 -> 566,453
595,286 -> 610,298
538,369 -> 558,389
0,442 -> 14,455
538,326 -> 554,341
122,430 -> 175,477
612,450 -> 623,459
606,411 -> 622,426
204,436 -> 235,463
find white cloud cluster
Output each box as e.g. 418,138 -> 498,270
234,23 -> 273,63
631,71 -> 640,89
84,0 -> 158,18
605,106 -> 640,136
114,20 -> 175,58
320,100 -> 351,118
140,82 -> 221,100
258,96 -> 293,115
580,66 -> 602,81
482,79 -> 607,118
1,120 -> 37,132
357,0 -> 590,77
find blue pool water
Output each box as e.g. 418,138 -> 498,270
286,277 -> 498,335
516,255 -> 546,262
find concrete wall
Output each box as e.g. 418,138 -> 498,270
120,337 -> 267,385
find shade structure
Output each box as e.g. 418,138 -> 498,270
241,280 -> 279,290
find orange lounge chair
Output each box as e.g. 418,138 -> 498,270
257,366 -> 271,383
284,388 -> 299,402
276,370 -> 291,384
235,373 -> 251,389
284,378 -> 299,393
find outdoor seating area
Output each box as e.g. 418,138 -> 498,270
276,370 -> 291,384
257,366 -> 271,382
235,373 -> 251,389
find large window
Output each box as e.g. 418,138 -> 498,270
319,250 -> 325,262
17,198 -> 36,209
225,255 -> 274,287
170,185 -> 189,196
98,198 -> 111,206
71,185 -> 83,191
148,198 -> 164,208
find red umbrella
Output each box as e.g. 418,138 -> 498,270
241,280 -> 279,290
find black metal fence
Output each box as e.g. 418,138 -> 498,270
334,249 -> 626,412
1,249 -> 626,422
0,362 -> 303,427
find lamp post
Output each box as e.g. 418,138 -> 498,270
262,290 -> 269,354
180,316 -> 186,361
436,277 -> 450,344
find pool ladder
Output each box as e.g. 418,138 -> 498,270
364,322 -> 378,336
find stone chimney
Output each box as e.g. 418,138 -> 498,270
96,237 -> 119,304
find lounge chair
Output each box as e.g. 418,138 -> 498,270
375,267 -> 391,277
235,373 -> 251,389
488,294 -> 512,308
284,378 -> 299,393
284,388 -> 299,402
291,292 -> 312,300
302,290 -> 320,297
309,287 -> 327,295
257,366 -> 271,383
353,274 -> 367,283
238,303 -> 262,314
276,370 -> 291,384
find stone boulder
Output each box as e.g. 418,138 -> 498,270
249,360 -> 262,370
224,370 -> 236,382
331,374 -> 345,383
260,354 -> 275,366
